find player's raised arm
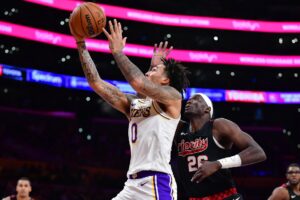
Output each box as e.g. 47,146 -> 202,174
102,19 -> 184,106
69,16 -> 134,117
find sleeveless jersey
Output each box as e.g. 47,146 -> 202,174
175,120 -> 236,197
9,195 -> 33,200
127,98 -> 180,176
282,183 -> 300,200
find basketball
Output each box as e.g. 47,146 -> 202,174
69,2 -> 106,38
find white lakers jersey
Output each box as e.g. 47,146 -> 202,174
127,98 -> 180,176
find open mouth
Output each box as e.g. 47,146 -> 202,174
185,105 -> 190,111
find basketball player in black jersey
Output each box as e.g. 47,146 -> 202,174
268,163 -> 300,200
2,177 -> 34,200
174,93 -> 266,200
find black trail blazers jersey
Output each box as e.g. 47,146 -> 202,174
175,120 -> 237,198
282,183 -> 300,200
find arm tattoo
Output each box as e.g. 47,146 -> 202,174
77,44 -> 127,108
113,52 -> 181,101
143,81 -> 181,100
101,82 -> 123,105
113,52 -> 144,83
77,43 -> 100,83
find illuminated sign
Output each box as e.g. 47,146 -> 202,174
1,63 -> 300,104
27,69 -> 64,87
1,21 -> 300,67
24,0 -> 300,33
2,65 -> 24,81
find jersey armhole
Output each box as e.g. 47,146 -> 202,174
213,136 -> 226,149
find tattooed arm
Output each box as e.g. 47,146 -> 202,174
68,15 -> 134,117
76,42 -> 134,117
103,19 -> 182,106
113,52 -> 181,104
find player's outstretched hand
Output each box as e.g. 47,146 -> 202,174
151,41 -> 173,66
191,161 -> 222,183
103,19 -> 127,54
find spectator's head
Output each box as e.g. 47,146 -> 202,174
286,163 -> 300,186
16,177 -> 32,198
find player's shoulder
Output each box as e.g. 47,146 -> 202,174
272,186 -> 289,198
213,118 -> 237,130
2,197 -> 11,200
213,118 -> 234,124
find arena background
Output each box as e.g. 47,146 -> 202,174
0,0 -> 300,199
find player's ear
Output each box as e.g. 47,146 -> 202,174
205,107 -> 211,114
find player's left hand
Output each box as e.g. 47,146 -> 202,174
191,160 -> 222,183
103,19 -> 127,54
151,41 -> 173,66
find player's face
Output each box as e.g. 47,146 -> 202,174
184,94 -> 208,118
145,64 -> 169,85
286,166 -> 300,185
16,180 -> 31,198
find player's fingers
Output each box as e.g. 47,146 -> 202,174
108,20 -> 115,35
196,174 -> 207,183
163,41 -> 168,50
118,22 -> 122,31
191,171 -> 201,182
102,28 -> 112,40
166,46 -> 173,55
158,41 -> 163,50
118,22 -> 123,37
153,43 -> 157,52
123,37 -> 127,46
113,19 -> 119,34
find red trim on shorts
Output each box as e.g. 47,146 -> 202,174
189,187 -> 238,200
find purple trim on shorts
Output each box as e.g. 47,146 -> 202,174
156,173 -> 173,200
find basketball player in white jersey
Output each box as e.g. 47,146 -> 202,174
69,18 -> 190,200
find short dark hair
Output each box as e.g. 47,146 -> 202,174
18,177 -> 31,186
286,163 -> 300,172
162,58 -> 190,96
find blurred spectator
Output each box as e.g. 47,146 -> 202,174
2,177 -> 34,200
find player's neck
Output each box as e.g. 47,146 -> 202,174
17,195 -> 31,200
189,116 -> 209,133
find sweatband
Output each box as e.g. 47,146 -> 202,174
194,93 -> 213,118
217,154 -> 242,169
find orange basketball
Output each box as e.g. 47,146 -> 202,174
69,2 -> 106,38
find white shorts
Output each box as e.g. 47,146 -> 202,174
112,171 -> 177,200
